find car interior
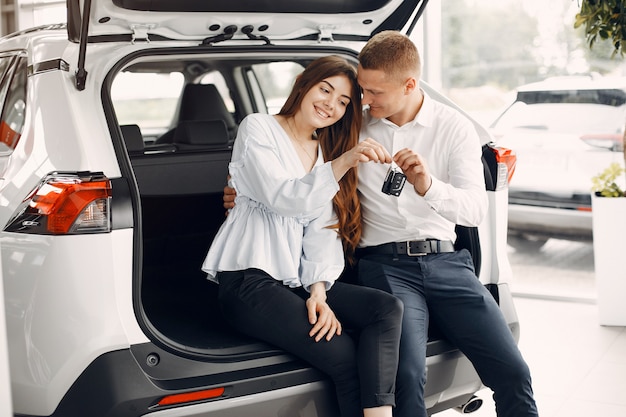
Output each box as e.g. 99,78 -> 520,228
111,52 -> 497,360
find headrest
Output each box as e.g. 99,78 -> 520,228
178,84 -> 236,129
120,124 -> 144,154
173,120 -> 230,148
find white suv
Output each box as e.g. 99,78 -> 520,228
491,76 -> 626,249
0,1 -> 519,416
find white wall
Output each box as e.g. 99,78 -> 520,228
410,1 -> 443,90
16,0 -> 66,30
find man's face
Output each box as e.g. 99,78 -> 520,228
357,64 -> 407,120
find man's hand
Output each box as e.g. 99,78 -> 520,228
306,282 -> 342,342
223,184 -> 236,211
394,148 -> 432,196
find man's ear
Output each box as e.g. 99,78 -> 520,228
404,77 -> 417,95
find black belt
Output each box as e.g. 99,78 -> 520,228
356,240 -> 455,257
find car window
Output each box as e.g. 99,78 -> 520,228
250,62 -> 304,114
0,55 -> 12,103
0,54 -> 27,156
517,89 -> 626,106
111,71 -> 185,141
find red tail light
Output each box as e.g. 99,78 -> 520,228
489,145 -> 517,190
4,172 -> 112,235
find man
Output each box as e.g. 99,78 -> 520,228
354,31 -> 538,417
224,31 -> 539,417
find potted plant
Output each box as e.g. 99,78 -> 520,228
590,143 -> 626,326
576,0 -> 626,325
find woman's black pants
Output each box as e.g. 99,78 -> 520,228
217,269 -> 403,417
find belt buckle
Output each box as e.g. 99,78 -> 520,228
406,240 -> 427,256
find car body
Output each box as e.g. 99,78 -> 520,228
0,1 -> 519,416
490,76 -> 626,249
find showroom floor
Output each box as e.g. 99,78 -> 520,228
438,296 -> 626,417
437,239 -> 626,417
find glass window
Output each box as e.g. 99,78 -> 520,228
0,55 -> 27,155
111,71 -> 185,141
251,62 -> 304,114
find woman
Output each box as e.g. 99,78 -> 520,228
202,56 -> 402,417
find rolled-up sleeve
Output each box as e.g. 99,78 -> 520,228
299,201 -> 345,291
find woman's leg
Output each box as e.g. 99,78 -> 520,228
325,281 -> 403,412
358,257 -> 430,417
217,269 -> 363,417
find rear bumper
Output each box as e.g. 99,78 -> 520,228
140,382 -> 339,417
16,284 -> 519,417
16,348 -> 338,417
25,348 -> 484,417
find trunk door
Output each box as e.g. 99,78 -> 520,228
67,0 -> 427,43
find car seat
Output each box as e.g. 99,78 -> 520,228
121,124 -> 145,156
155,84 -> 237,145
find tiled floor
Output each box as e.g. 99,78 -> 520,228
437,238 -> 626,417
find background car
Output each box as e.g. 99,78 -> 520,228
490,75 -> 626,250
0,1 -> 519,416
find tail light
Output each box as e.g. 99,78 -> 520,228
486,144 -> 517,191
4,172 -> 112,235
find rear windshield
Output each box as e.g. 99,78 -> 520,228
516,89 -> 626,106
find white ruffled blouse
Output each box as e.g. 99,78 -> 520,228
202,113 -> 344,290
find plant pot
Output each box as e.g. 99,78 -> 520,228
591,193 -> 626,326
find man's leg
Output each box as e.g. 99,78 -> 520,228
358,257 -> 429,417
425,250 -> 539,417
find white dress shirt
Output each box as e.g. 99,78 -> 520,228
202,113 -> 344,290
358,91 -> 488,247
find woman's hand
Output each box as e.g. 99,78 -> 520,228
346,137 -> 392,166
331,138 -> 392,181
306,282 -> 342,342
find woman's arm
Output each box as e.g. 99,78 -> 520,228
225,117 -> 390,215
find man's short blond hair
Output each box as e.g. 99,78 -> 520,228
358,30 -> 421,83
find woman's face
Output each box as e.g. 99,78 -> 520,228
298,74 -> 353,129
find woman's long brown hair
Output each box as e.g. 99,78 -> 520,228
278,56 -> 362,264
